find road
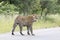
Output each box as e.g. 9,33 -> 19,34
0,27 -> 60,40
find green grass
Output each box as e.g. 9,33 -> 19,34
0,14 -> 60,34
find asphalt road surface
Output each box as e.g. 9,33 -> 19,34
0,27 -> 60,40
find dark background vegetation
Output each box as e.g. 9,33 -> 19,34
0,0 -> 60,16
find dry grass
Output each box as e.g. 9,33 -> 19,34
0,14 -> 60,34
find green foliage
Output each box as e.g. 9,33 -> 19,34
0,2 -> 18,15
0,0 -> 60,15
9,0 -> 41,15
57,0 -> 60,4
